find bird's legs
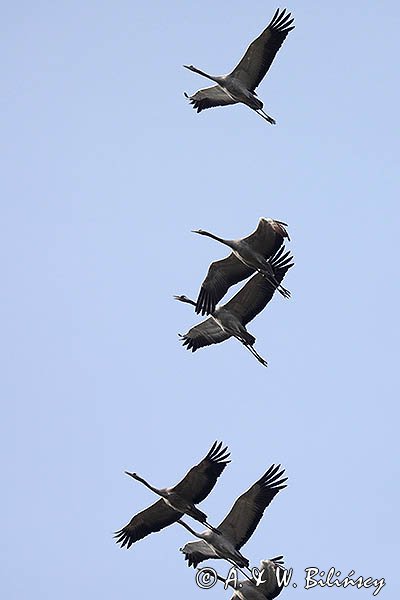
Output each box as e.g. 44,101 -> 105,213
225,558 -> 254,583
232,333 -> 268,367
276,283 -> 291,299
254,108 -> 276,125
203,521 -> 222,535
257,269 -> 291,299
246,345 -> 268,367
243,343 -> 268,368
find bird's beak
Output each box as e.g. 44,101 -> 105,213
183,65 -> 190,69
191,229 -> 201,234
125,471 -> 134,478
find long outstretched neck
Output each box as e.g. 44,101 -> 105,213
184,65 -> 221,84
174,295 -> 196,307
177,519 -> 203,538
125,472 -> 161,496
193,230 -> 236,250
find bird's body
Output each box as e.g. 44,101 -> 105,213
178,519 -> 249,568
149,484 -> 208,524
193,217 -> 290,316
230,239 -> 281,287
114,441 -> 230,549
193,226 -> 290,299
184,9 -> 295,124
212,305 -> 256,346
175,246 -> 294,367
180,465 -> 287,569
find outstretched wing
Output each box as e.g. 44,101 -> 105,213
230,8 -> 295,91
173,441 -> 231,503
184,86 -> 237,113
230,557 -> 285,600
217,464 -> 287,549
242,217 -> 290,257
114,499 -> 181,549
196,254 -> 254,316
179,316 -> 231,350
180,539 -> 220,568
223,247 -> 294,325
257,557 -> 286,599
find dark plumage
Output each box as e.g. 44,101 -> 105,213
180,464 -> 287,568
194,218 -> 290,316
176,246 -> 294,366
184,8 -> 294,123
224,556 -> 286,600
114,441 -> 230,549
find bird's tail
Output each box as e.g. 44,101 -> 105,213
241,331 -> 256,346
190,505 -> 208,523
237,553 -> 250,569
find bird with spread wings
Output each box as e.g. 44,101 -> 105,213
114,441 -> 230,549
184,8 -> 295,124
179,464 -> 287,568
176,246 -> 294,366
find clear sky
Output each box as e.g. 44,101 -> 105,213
1,1 -> 399,598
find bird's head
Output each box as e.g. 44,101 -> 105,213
183,64 -> 196,72
178,541 -> 191,554
125,471 -> 140,481
174,294 -> 195,306
191,229 -> 207,236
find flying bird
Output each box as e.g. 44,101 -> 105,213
217,556 -> 286,600
175,247 -> 293,367
193,218 -> 290,316
114,441 -> 230,549
184,8 -> 295,124
178,464 -> 287,569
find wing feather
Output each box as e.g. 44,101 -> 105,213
114,499 -> 181,549
185,86 -> 237,113
230,9 -> 295,91
196,254 -> 254,316
242,218 -> 290,256
217,464 -> 287,549
195,219 -> 289,316
180,539 -> 219,567
223,247 -> 294,325
257,557 -> 286,599
179,317 -> 231,351
173,441 -> 231,503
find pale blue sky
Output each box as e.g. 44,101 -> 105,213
1,1 -> 399,598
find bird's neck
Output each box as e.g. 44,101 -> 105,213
201,231 -> 237,250
190,66 -> 221,84
180,297 -> 197,307
178,519 -> 203,539
137,477 -> 161,496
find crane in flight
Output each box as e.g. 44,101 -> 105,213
216,556 -> 287,600
184,8 -> 294,124
114,441 -> 230,549
192,217 -> 291,316
175,247 -> 294,367
178,464 -> 287,571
